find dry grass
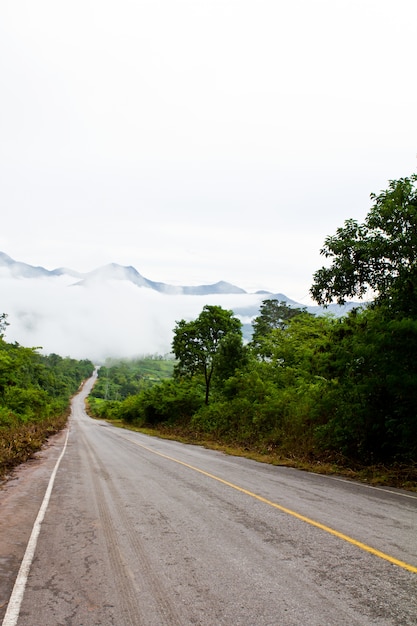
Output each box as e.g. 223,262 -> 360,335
0,412 -> 68,481
111,421 -> 417,492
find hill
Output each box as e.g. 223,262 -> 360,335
0,251 -> 361,360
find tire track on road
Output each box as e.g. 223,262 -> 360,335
79,428 -> 184,626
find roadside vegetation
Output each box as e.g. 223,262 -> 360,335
0,316 -> 94,479
88,356 -> 175,420
87,172 -> 417,491
2,172 -> 416,491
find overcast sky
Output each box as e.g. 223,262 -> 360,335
1,0 -> 416,305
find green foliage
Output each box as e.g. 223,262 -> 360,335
95,296 -> 417,465
313,309 -> 417,462
0,313 -> 9,338
311,173 -> 417,314
257,313 -> 333,374
212,331 -> 248,384
0,339 -> 94,420
90,377 -> 203,427
117,379 -> 203,425
251,299 -> 308,355
91,357 -> 175,401
0,330 -> 94,476
3,386 -> 51,420
308,172 -> 417,462
83,178 -> 417,470
214,316 -> 338,453
87,397 -> 120,420
172,305 -> 243,404
87,356 -> 181,424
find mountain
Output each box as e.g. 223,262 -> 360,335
0,251 -> 84,280
73,263 -> 246,295
0,251 -> 363,361
0,251 -> 58,279
0,253 -> 246,296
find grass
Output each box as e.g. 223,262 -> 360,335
3,408 -> 415,492
106,420 -> 417,492
0,412 -> 69,481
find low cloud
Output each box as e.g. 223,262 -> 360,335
1,274 -> 263,362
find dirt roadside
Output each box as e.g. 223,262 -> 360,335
0,428 -> 68,617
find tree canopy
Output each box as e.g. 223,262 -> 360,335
0,313 -> 9,338
84,177 -> 417,477
251,299 -> 308,356
310,173 -> 417,315
172,305 -> 243,404
0,330 -> 94,477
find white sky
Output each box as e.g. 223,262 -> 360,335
1,0 -> 416,305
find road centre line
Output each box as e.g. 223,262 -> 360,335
121,435 -> 417,575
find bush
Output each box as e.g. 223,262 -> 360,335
116,379 -> 204,426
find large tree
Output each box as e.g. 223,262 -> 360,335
310,173 -> 417,315
251,299 -> 307,355
172,305 -> 243,404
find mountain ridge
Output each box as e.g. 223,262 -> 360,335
0,250 -> 363,360
0,252 -> 247,296
0,250 -> 362,314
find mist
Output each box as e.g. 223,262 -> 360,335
1,272 -> 264,362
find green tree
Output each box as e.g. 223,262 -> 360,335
310,173 -> 417,315
0,313 -> 9,338
314,308 -> 417,462
251,299 -> 308,356
172,305 -> 243,404
118,379 -> 203,425
212,331 -> 248,384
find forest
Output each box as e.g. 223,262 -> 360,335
88,173 -> 417,487
2,172 -> 416,488
0,316 -> 94,477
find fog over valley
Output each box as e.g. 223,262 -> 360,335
1,252 -> 359,362
0,0 -> 414,363
0,256 -> 269,361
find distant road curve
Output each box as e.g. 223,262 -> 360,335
1,375 -> 416,625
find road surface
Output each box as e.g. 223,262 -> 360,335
0,374 -> 416,625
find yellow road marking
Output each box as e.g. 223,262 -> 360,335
121,435 -> 417,574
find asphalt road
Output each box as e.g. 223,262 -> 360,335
0,375 -> 416,625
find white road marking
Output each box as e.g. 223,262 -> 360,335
318,472 -> 417,499
2,428 -> 70,626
